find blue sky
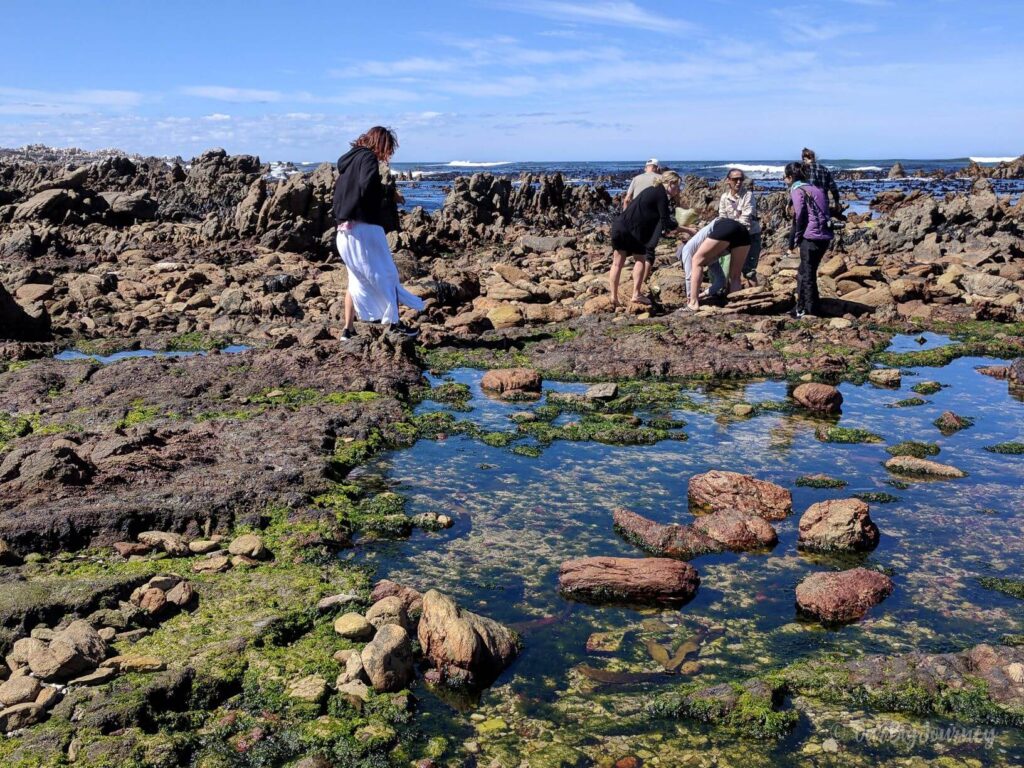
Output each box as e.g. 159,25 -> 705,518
2,0 -> 1021,161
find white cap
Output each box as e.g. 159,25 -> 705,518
646,158 -> 659,166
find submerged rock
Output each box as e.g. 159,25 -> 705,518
797,498 -> 880,552
884,455 -> 966,478
612,507 -> 722,559
792,382 -> 843,414
559,556 -> 700,606
649,676 -> 795,739
692,509 -> 778,551
934,410 -> 974,434
688,470 -> 792,520
795,568 -> 894,623
417,590 -> 520,687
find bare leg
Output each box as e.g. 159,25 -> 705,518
343,292 -> 355,331
728,245 -> 750,293
688,239 -> 730,308
631,259 -> 650,303
608,250 -> 626,306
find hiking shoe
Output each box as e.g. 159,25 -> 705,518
386,322 -> 420,339
341,327 -> 356,340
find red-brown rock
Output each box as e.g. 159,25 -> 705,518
480,368 -> 542,394
558,556 -> 700,605
112,541 -> 152,558
371,579 -> 424,618
797,498 -> 880,552
688,470 -> 792,520
612,508 -> 722,559
796,568 -> 894,623
792,382 -> 843,414
692,509 -> 778,551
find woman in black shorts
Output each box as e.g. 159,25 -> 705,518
608,170 -> 681,307
684,218 -> 751,311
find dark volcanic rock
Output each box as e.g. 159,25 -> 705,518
795,568 -> 894,623
688,470 -> 792,520
558,556 -> 700,606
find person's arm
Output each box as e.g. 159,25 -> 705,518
737,192 -> 753,229
789,189 -> 805,251
657,188 -> 676,235
826,170 -> 841,210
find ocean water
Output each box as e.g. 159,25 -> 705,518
282,157 -> 1023,214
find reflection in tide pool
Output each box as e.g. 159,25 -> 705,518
356,346 -> 1024,764
54,344 -> 250,364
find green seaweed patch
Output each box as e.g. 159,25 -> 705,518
886,479 -> 910,490
3,360 -> 31,373
934,413 -> 974,435
815,425 -> 883,444
649,677 -> 796,739
886,440 -> 940,459
795,474 -> 847,489
646,417 -> 688,430
874,336 -> 1024,369
887,397 -> 927,408
164,331 -> 227,352
481,431 -> 516,448
0,412 -> 34,451
854,491 -> 899,504
912,381 -> 944,395
116,399 -> 162,429
978,576 -> 1024,600
420,382 -> 472,410
316,486 -> 412,538
985,442 -> 1024,455
511,444 -> 543,458
519,412 -> 678,446
1002,634 -> 1024,647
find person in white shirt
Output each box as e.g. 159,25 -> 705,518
622,158 -> 660,209
718,168 -> 762,283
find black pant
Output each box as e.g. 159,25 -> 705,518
797,239 -> 828,314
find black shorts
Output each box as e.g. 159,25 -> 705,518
709,219 -> 751,248
610,221 -> 650,261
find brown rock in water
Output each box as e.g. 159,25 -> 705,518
976,365 -> 1009,380
480,367 -> 542,396
797,498 -> 880,552
558,556 -> 700,606
361,624 -> 415,692
365,596 -> 411,632
934,411 -> 973,435
417,590 -> 520,686
688,470 -> 792,520
371,579 -> 424,618
884,455 -> 966,478
692,509 -> 778,551
796,568 -> 893,623
792,382 -> 843,414
612,507 -> 723,559
868,368 -> 902,387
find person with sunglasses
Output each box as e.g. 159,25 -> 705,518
718,168 -> 762,284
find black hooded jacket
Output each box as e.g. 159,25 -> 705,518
331,145 -> 385,227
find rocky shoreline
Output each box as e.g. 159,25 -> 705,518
2,147 -> 1024,766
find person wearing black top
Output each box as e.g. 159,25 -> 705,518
332,126 -> 423,339
608,170 -> 681,306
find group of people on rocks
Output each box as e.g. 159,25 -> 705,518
609,148 -> 842,317
330,126 -> 845,339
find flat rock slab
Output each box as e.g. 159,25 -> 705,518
585,382 -> 618,400
796,567 -> 894,623
480,368 -> 541,394
884,455 -> 966,478
613,508 -> 722,559
559,556 -> 700,606
688,470 -> 792,520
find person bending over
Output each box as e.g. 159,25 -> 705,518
785,161 -> 833,318
332,126 -> 424,339
718,168 -> 762,283
675,218 -> 728,302
608,170 -> 680,307
682,218 -> 750,311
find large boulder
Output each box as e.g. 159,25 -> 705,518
795,568 -> 894,623
360,624 -> 415,692
792,383 -> 843,414
480,368 -> 542,396
558,556 -> 700,606
0,283 -> 51,341
692,509 -> 778,551
417,590 -> 520,687
688,470 -> 792,520
797,499 -> 880,552
612,508 -> 722,559
27,620 -> 107,681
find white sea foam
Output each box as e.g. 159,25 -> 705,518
969,156 -> 1016,163
713,163 -> 786,175
850,166 -> 884,171
447,160 -> 513,167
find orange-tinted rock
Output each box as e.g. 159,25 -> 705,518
796,568 -> 893,623
688,470 -> 792,520
798,498 -> 879,552
558,556 -> 700,606
480,368 -> 541,394
792,382 -> 843,414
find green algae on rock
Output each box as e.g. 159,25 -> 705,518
985,442 -> 1024,455
978,576 -> 1024,600
648,676 -> 796,739
886,440 -> 940,458
795,474 -> 848,489
912,380 -> 945,395
815,425 -> 884,444
854,492 -> 900,504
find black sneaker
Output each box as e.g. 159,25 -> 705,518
341,327 -> 356,340
790,309 -> 806,319
387,322 -> 419,339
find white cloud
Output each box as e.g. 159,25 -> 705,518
181,86 -> 283,102
202,113 -> 232,121
493,1 -> 693,33
0,87 -> 142,115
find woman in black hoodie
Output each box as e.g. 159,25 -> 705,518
332,126 -> 423,339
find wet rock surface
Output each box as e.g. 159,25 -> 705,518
688,470 -> 793,520
559,556 -> 701,605
796,568 -> 895,623
797,498 -> 880,552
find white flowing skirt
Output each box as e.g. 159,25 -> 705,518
336,222 -> 424,324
